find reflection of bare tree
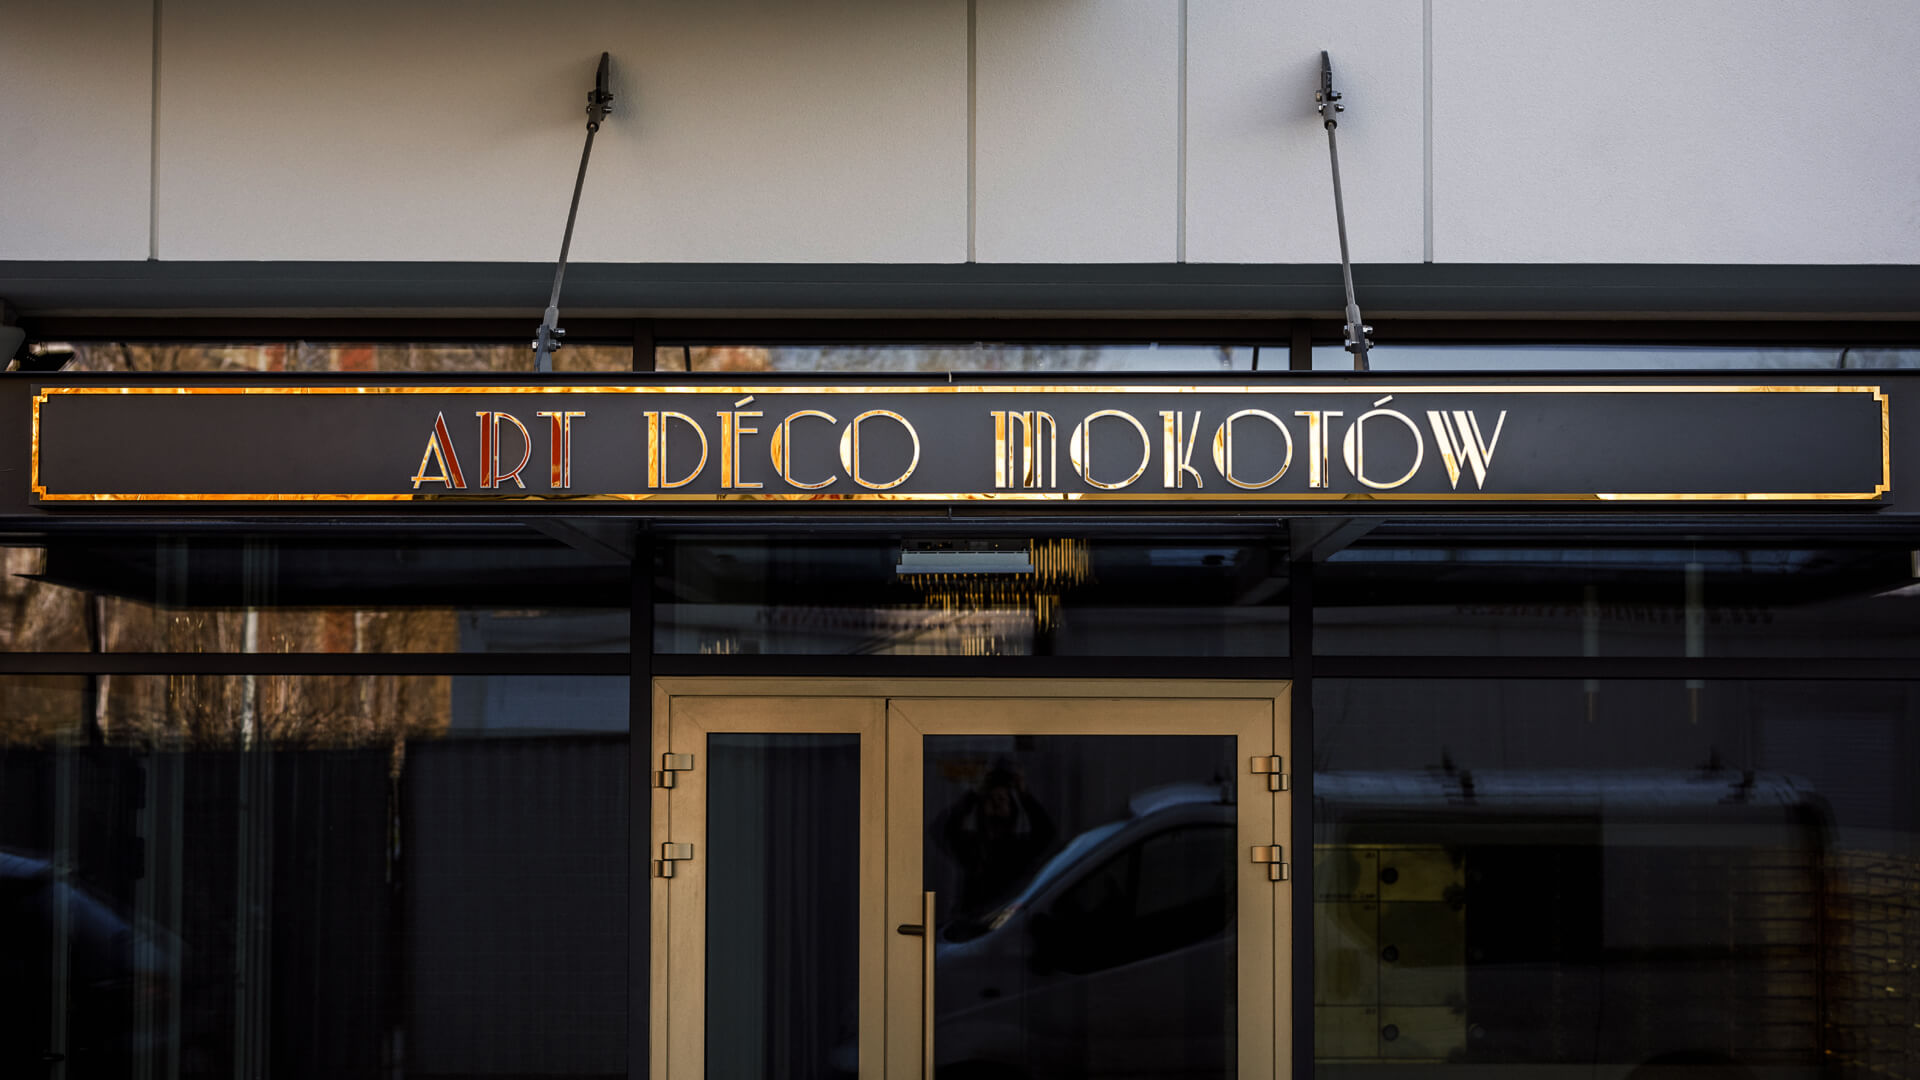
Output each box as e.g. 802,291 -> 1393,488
0,547 -> 88,652
102,674 -> 450,750
96,600 -> 457,656
0,674 -> 91,745
66,342 -> 632,374
669,344 -> 1244,373
0,547 -> 458,750
0,668 -> 450,752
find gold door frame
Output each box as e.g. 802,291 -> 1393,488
651,678 -> 1293,1079
648,691 -> 888,1079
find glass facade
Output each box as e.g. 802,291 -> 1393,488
659,344 -> 1259,373
4,335 -> 1918,1077
923,734 -> 1241,1078
1312,344 -> 1920,371
654,535 -> 1288,657
1315,679 -> 1920,1075
0,675 -> 629,1078
37,342 -> 634,374
705,733 -> 861,1077
1316,537 -> 1920,658
0,534 -> 631,654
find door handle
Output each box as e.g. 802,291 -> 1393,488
920,890 -> 935,1079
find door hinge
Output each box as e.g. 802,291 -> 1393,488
654,752 -> 695,789
651,842 -> 694,878
1250,755 -> 1289,792
1252,845 -> 1290,882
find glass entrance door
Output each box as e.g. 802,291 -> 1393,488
651,681 -> 1291,1079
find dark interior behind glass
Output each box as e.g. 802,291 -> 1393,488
654,534 -> 1288,657
1315,678 -> 1920,1074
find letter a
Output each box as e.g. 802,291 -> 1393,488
412,412 -> 468,489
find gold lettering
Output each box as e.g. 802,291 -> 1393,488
646,410 -> 707,489
476,411 -> 493,488
1293,410 -> 1344,488
1209,409 -> 1293,489
769,409 -> 838,490
1159,410 -> 1204,489
1068,410 -> 1151,490
411,412 -> 468,489
645,412 -> 657,487
992,411 -> 1009,488
717,402 -> 764,489
836,410 -> 920,490
1341,396 -> 1426,490
475,411 -> 532,489
991,411 -> 1058,488
1425,409 -> 1507,489
535,411 -> 586,489
1015,411 -> 1056,488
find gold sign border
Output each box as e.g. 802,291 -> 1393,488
29,383 -> 1891,503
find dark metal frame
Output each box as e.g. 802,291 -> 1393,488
19,314 -> 1920,360
8,313 -> 1920,1079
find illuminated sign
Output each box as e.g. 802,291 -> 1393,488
29,382 -> 1890,504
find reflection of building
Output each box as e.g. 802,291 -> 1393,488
5,5 -> 1920,1079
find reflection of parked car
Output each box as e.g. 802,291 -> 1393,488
932,783 -> 1238,1080
0,850 -> 177,1078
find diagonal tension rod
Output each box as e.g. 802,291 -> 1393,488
535,52 -> 616,373
1316,51 -> 1373,372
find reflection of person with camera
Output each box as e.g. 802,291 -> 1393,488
941,763 -> 1058,917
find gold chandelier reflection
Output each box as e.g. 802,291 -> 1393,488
897,539 -> 1092,654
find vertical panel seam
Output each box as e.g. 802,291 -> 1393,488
1177,0 -> 1188,263
967,0 -> 978,264
149,0 -> 162,261
1423,0 -> 1434,263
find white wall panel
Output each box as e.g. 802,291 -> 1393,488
1433,0 -> 1920,264
973,0 -> 1179,263
0,0 -> 153,261
15,1 -> 1920,268
155,0 -> 966,262
1186,0 -> 1425,265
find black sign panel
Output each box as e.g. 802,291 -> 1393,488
30,382 -> 1889,505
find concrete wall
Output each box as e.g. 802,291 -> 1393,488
3,0 -> 1917,266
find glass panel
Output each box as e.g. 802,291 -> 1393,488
656,535 -> 1288,656
1314,679 -> 1920,1075
0,674 -> 628,1078
1318,537 -> 1920,657
660,344 -> 1258,373
924,734 -> 1238,1078
706,733 -> 860,1077
29,341 -> 632,373
1,532 -> 632,652
1313,343 -> 1920,371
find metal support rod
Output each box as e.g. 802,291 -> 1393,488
535,53 -> 615,373
1316,51 -> 1372,372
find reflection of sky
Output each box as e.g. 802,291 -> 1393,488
685,342 -> 1920,374
756,345 -> 1256,372
1313,344 -> 1920,371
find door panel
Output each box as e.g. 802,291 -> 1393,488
652,696 -> 885,1079
920,734 -> 1239,1077
653,681 -> 1289,1080
706,732 -> 861,1076
886,696 -> 1285,1080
